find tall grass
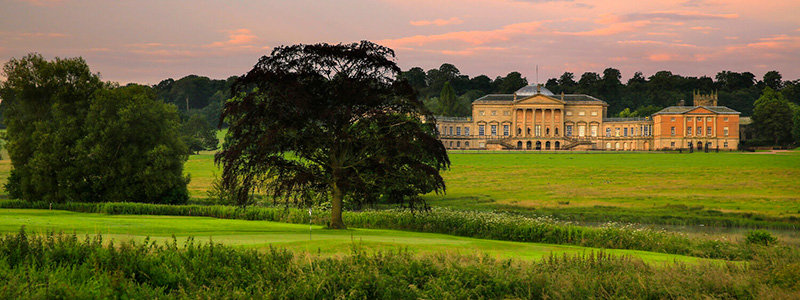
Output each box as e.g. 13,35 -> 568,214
0,200 -> 760,259
1,228 -> 798,299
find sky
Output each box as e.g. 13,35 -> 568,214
1,0 -> 799,85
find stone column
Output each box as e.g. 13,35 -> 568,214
551,109 -> 555,137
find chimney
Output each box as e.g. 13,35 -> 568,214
561,91 -> 564,101
678,99 -> 685,106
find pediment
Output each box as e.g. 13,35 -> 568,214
514,94 -> 565,105
685,107 -> 714,114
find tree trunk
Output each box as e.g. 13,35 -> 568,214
329,180 -> 346,229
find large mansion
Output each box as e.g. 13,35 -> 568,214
436,85 -> 740,151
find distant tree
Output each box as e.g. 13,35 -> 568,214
498,71 -> 528,94
617,108 -> 636,118
558,72 -> 578,90
633,105 -> 662,117
181,114 -> 219,154
1,54 -> 189,203
400,67 -> 427,91
791,103 -> 800,144
763,71 -> 783,91
439,82 -> 458,116
469,75 -> 494,95
217,41 -> 449,229
752,87 -> 794,146
577,72 -> 601,96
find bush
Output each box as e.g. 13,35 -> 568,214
745,229 -> 778,246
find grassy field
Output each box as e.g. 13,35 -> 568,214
0,209 -> 708,263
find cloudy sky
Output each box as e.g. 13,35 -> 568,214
2,0 -> 799,84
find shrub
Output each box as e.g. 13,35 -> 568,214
745,229 -> 778,246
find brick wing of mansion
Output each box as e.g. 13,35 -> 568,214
437,85 -> 740,151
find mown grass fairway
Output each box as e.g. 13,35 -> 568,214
1,209 -> 710,263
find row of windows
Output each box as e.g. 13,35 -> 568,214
670,126 -> 729,136
669,141 -> 730,148
447,141 -> 470,148
670,117 -> 730,122
478,110 -> 512,116
440,126 -> 470,136
476,124 -> 511,136
605,125 -> 652,137
565,111 -> 598,116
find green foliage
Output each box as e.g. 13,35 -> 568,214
218,41 -> 449,228
1,54 -> 189,204
180,114 -> 218,154
745,229 -> 778,246
0,228 -> 798,299
753,87 -> 794,146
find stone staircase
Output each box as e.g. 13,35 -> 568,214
561,136 -> 594,150
486,138 -> 516,149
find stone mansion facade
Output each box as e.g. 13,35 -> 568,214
436,85 -> 740,151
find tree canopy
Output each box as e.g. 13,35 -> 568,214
752,87 -> 794,146
1,54 -> 190,203
216,41 -> 450,229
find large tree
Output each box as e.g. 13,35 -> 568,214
752,87 -> 794,146
217,41 -> 450,229
1,54 -> 189,203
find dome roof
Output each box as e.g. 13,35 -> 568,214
515,84 -> 554,97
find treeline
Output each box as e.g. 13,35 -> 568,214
402,64 -> 800,118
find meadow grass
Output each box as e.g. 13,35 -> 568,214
1,228 -> 798,299
0,209 -> 707,263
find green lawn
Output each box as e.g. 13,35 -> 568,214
2,208 -> 709,264
178,150 -> 800,217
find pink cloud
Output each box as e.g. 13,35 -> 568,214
724,36 -> 739,40
379,21 -> 547,47
691,26 -> 718,31
206,29 -> 257,48
647,32 -> 679,36
555,20 -> 651,36
410,17 -> 463,26
0,31 -> 67,38
645,10 -> 739,20
18,0 -> 63,6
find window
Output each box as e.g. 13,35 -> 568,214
465,141 -> 470,147
671,117 -> 676,122
491,110 -> 497,116
724,117 -> 729,122
478,125 -> 485,136
449,127 -> 453,136
591,125 -> 598,137
615,128 -> 620,137
623,128 -> 628,137
456,141 -> 460,147
456,127 -> 461,136
535,125 -> 541,136
707,127 -> 712,136
465,127 -> 470,136
566,125 -> 573,137
644,125 -> 650,136
579,111 -> 586,116
479,142 -> 485,148
696,117 -> 702,122
479,111 -> 485,116
671,142 -> 676,148
578,125 -> 586,137
697,127 -> 701,136
606,128 -> 611,137
687,127 -> 692,135
503,125 -> 509,136
706,117 -> 712,122
723,127 -> 728,136
591,111 -> 598,116
490,125 -> 497,136
566,111 -> 573,116
724,141 -> 728,148
671,127 -> 675,136
503,110 -> 510,116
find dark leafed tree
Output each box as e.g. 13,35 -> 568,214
217,41 -> 450,229
753,87 -> 794,146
